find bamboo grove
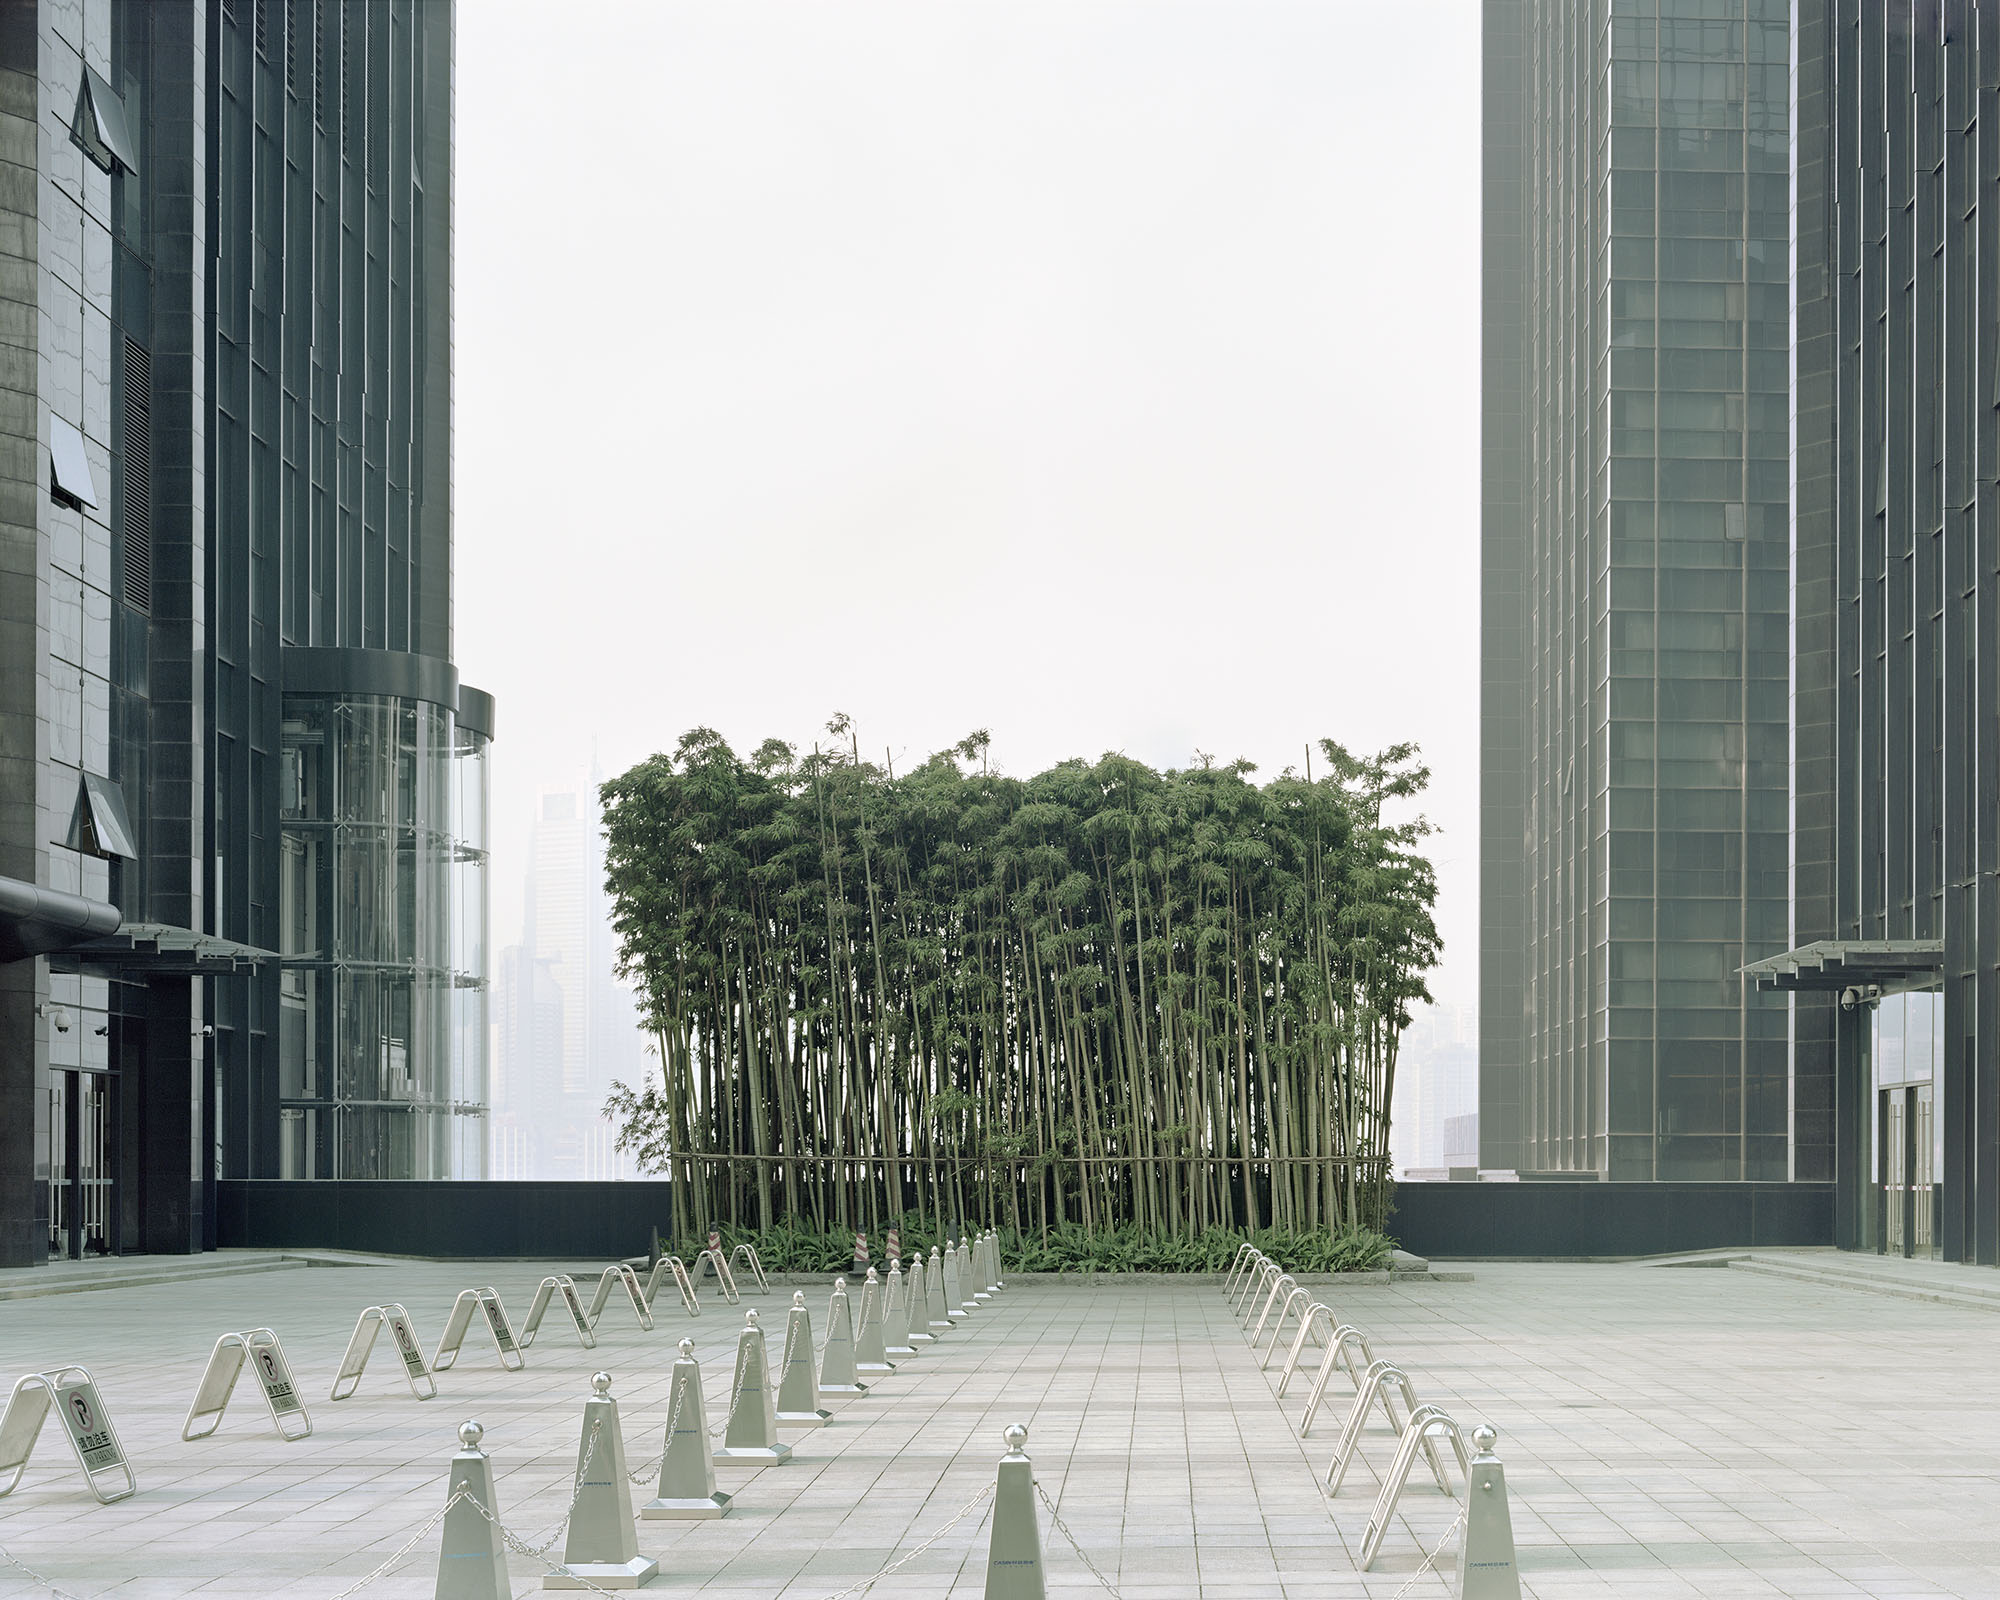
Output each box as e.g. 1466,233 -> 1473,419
600,722 -> 1440,1242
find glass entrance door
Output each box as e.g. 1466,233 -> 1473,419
1880,1087 -> 1906,1255
1877,1083 -> 1935,1259
47,1071 -> 113,1260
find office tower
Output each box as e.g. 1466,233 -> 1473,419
0,0 -> 488,1269
1753,5 -> 2000,1261
1481,1 -> 1793,1179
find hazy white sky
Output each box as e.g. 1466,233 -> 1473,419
456,1 -> 1482,1011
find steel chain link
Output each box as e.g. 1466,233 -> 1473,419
715,1335 -> 750,1440
626,1368 -> 691,1485
517,1417 -> 603,1557
0,1541 -> 88,1600
1034,1480 -> 1122,1594
1387,1508 -> 1465,1599
807,1480 -> 996,1600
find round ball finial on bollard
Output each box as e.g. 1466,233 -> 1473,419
459,1419 -> 485,1450
678,1338 -> 695,1359
793,1290 -> 806,1308
1003,1423 -> 1028,1454
591,1371 -> 612,1395
745,1308 -> 760,1328
1474,1423 -> 1498,1454
834,1276 -> 847,1290
866,1266 -> 879,1282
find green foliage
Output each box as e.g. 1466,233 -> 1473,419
665,1219 -> 1395,1276
603,721 -> 1440,1240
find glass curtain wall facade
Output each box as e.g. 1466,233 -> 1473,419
1482,0 -> 1796,1179
203,0 -> 490,1186
0,0 -> 487,1270
1789,3 -> 2000,1262
278,690 -> 486,1178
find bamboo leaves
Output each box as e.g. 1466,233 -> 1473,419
599,730 -> 1438,1237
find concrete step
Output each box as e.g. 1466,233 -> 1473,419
0,1251 -> 312,1302
1727,1251 -> 2000,1314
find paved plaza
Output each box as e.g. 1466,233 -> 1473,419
2,1252 -> 1999,1597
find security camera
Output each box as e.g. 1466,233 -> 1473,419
46,1004 -> 70,1034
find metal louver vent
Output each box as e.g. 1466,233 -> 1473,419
314,0 -> 327,127
121,338 -> 150,614
255,0 -> 269,59
340,6 -> 351,157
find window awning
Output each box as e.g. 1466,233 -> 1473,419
1742,939 -> 1944,994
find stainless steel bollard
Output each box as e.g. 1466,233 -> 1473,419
925,1247 -> 954,1332
855,1267 -> 896,1374
641,1340 -> 731,1519
712,1311 -> 792,1466
1456,1425 -> 1522,1599
943,1240 -> 969,1320
958,1239 -> 979,1310
972,1231 -> 993,1301
542,1374 -> 659,1589
884,1261 -> 919,1358
819,1278 -> 869,1395
982,1424 -> 1047,1600
435,1421 -> 509,1600
904,1256 -> 937,1344
774,1292 -> 832,1428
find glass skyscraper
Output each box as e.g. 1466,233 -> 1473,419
1482,0 -> 1796,1179
1754,3 -> 2000,1263
0,0 -> 488,1269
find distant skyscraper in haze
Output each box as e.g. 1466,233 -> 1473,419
1391,1003 -> 1479,1176
1481,0 -> 1793,1179
489,773 -> 649,1179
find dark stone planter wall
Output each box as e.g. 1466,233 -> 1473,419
1386,1179 -> 1833,1258
215,1178 -> 1836,1261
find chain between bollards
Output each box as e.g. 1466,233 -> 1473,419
457,1480 -> 633,1600
0,1542 -> 89,1600
1388,1507 -> 1466,1599
515,1415 -> 605,1556
625,1358 -> 698,1484
1034,1480 -> 1122,1594
807,1479 -> 997,1600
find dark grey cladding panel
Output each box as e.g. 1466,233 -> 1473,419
281,647 -> 459,715
456,684 -> 496,741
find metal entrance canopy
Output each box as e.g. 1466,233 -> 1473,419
1742,938 -> 1943,995
53,922 -> 278,975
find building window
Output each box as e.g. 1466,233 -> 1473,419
70,67 -> 138,176
65,774 -> 139,861
49,416 -> 97,510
